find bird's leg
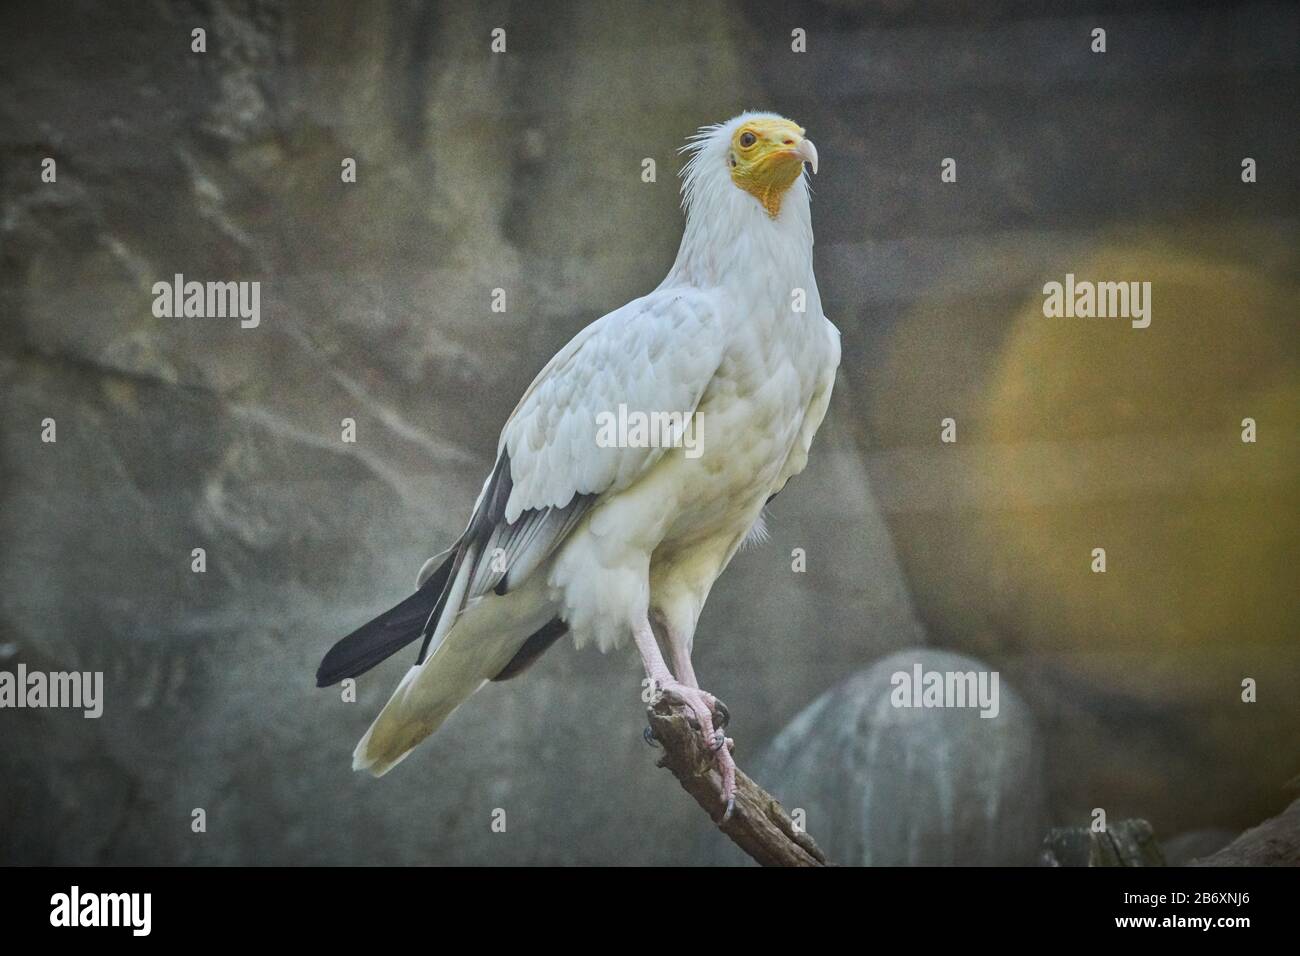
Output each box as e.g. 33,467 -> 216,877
667,639 -> 730,732
633,618 -> 737,819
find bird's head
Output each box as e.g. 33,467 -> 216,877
682,112 -> 818,220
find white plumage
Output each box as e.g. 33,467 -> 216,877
334,113 -> 840,803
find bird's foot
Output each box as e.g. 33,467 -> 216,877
710,695 -> 731,731
654,679 -> 738,820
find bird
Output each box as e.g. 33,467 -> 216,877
317,111 -> 840,816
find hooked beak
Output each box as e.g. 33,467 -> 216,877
794,138 -> 818,175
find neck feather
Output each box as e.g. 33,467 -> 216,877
664,174 -> 814,290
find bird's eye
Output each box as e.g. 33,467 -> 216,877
739,131 -> 757,148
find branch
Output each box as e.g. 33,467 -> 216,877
647,697 -> 830,867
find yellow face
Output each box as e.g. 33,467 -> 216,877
727,118 -> 816,218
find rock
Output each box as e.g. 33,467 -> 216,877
1192,799 -> 1300,867
1161,829 -> 1237,866
1040,819 -> 1165,867
749,650 -> 1046,866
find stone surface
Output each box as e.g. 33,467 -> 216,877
745,650 -> 1046,866
1160,829 -> 1237,867
1,0 -> 1295,865
1040,819 -> 1165,867
1192,798 -> 1300,867
0,0 -> 924,865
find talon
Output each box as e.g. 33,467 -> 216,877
643,725 -> 660,748
723,795 -> 735,822
708,730 -> 726,751
713,698 -> 730,730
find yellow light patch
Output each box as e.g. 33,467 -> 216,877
728,119 -> 809,218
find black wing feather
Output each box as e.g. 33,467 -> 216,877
321,449 -> 590,688
315,551 -> 454,687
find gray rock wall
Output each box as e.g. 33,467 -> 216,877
1,0 -> 1295,864
0,0 -> 923,865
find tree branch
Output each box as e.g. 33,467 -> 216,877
647,697 -> 831,867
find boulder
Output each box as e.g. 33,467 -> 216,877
749,649 -> 1046,866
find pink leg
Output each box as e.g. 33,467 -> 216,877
667,631 -> 731,735
633,619 -> 737,818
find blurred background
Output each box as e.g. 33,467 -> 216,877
1,0 -> 1296,865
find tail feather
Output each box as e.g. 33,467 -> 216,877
315,552 -> 455,687
351,581 -> 559,777
351,663 -> 487,776
347,548 -> 490,776
351,614 -> 498,776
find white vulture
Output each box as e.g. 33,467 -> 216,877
318,112 -> 840,814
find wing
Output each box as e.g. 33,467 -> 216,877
498,289 -> 725,522
415,288 -> 726,662
768,317 -> 841,500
